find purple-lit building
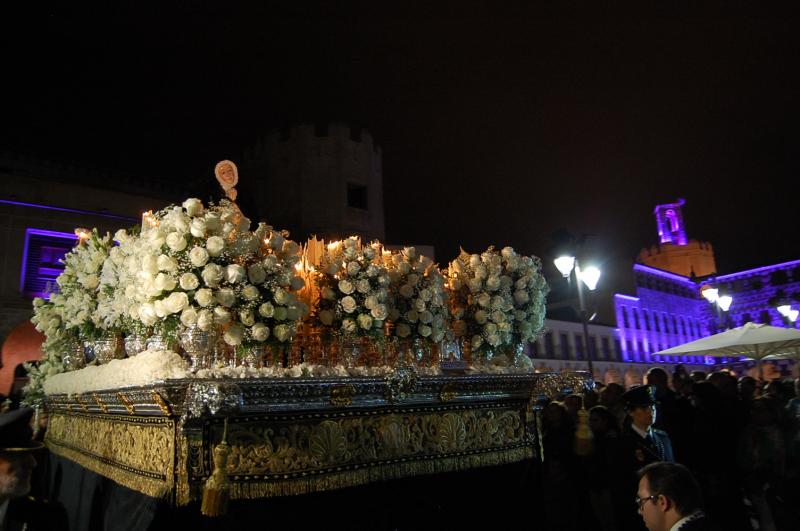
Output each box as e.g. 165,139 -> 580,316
615,200 -> 800,366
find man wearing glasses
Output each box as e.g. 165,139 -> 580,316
636,462 -> 713,531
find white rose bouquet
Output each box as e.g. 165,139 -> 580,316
314,237 -> 391,340
447,247 -> 516,356
25,297 -> 69,405
48,229 -> 113,341
499,246 -> 549,345
384,247 -> 447,344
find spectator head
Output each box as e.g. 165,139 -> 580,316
707,371 -> 737,400
564,394 -> 584,418
636,462 -> 703,531
646,367 -> 669,392
589,405 -> 620,437
0,408 -> 42,502
749,396 -> 779,427
689,370 -> 706,383
599,382 -> 624,407
622,385 -> 657,430
738,376 -> 757,401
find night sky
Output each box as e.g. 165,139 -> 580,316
3,6 -> 798,296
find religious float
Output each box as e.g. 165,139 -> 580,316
26,161 -> 590,516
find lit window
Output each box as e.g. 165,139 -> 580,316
20,228 -> 76,298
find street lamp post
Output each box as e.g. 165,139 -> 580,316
701,286 -> 733,332
554,256 -> 601,377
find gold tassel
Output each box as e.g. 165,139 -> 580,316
201,418 -> 231,517
574,407 -> 593,456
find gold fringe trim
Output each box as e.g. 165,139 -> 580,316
175,433 -> 192,506
48,441 -> 172,499
184,446 -> 532,502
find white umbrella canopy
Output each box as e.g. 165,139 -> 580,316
653,322 -> 800,378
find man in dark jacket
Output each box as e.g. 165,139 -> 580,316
636,461 -> 715,530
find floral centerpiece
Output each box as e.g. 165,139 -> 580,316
447,247 -> 522,364
313,238 -> 392,365
384,247 -> 447,364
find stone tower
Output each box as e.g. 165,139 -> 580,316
242,123 -> 385,242
638,199 -> 717,278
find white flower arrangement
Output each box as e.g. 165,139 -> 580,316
500,247 -> 549,344
314,237 -> 392,339
384,247 -> 448,344
447,247 -> 517,354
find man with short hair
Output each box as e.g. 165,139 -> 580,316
636,461 -> 713,531
0,407 -> 65,531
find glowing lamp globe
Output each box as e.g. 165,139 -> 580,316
717,295 -> 733,312
580,266 -> 601,291
787,309 -> 799,323
554,256 -> 575,278
777,305 -> 792,317
702,288 -> 719,304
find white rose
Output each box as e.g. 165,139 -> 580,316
290,276 -> 305,291
402,247 -> 416,259
180,307 -> 198,326
81,274 -> 99,290
286,305 -> 302,320
183,198 -> 204,217
468,278 -> 482,293
475,310 -> 488,324
396,323 -> 411,338
346,261 -> 361,275
341,296 -> 357,313
398,262 -> 411,275
166,232 -> 187,252
197,309 -> 214,330
189,246 -> 209,267
251,322 -> 270,341
319,309 -> 334,326
356,279 -> 371,294
268,232 -> 285,250
226,264 -> 246,284
274,288 -> 291,305
242,284 -> 260,300
325,262 -> 341,276
239,309 -> 255,326
180,273 -> 200,291
342,319 -> 357,333
214,306 -> 231,325
274,324 -> 292,342
414,299 -> 426,312
399,284 -> 414,298
139,304 -> 158,326
195,288 -> 214,307
471,334 -> 483,350
418,288 -> 432,302
364,247 -> 376,260
501,246 -> 515,260
202,263 -> 224,287
514,290 -> 530,305
142,255 -> 159,276
215,288 -> 236,307
405,310 -> 419,323
164,292 -> 189,314
491,310 -> 506,323
418,324 -> 432,337
190,218 -> 207,238
322,287 -> 336,301
486,276 -> 501,291
157,254 -> 178,272
419,310 -> 433,324
274,306 -> 288,321
366,265 -> 379,277
114,229 -> 129,244
485,322 -> 498,336
247,264 -> 267,285
357,313 -> 373,330
364,295 -> 378,310
371,304 -> 388,321
206,236 -> 225,257
389,308 -> 401,321
469,255 -> 481,268
154,273 -> 177,292
407,274 -> 419,286
338,279 -> 354,294
223,325 -> 243,346
258,302 -> 275,318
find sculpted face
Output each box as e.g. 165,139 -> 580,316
215,161 -> 238,189
0,451 -> 36,499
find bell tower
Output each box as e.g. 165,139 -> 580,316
638,199 -> 717,278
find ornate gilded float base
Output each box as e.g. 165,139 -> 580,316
177,403 -> 532,504
46,412 -> 177,499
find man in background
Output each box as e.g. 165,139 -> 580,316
636,461 -> 713,531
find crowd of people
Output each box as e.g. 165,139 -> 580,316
538,366 -> 800,531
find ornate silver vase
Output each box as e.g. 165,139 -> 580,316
63,343 -> 86,371
124,334 -> 147,357
179,327 -> 215,371
94,337 -> 125,364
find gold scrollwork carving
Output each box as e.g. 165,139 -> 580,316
329,385 -> 356,407
117,392 -> 136,414
439,382 -> 458,402
73,395 -> 89,412
151,391 -> 171,415
92,393 -> 109,413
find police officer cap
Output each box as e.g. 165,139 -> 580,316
0,407 -> 44,452
621,385 -> 656,410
